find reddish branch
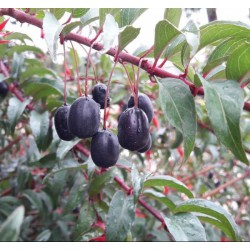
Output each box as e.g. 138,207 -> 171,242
1,8 -> 250,112
0,135 -> 22,156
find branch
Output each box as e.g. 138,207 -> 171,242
2,8 -> 250,112
0,135 -> 22,156
202,170 -> 250,198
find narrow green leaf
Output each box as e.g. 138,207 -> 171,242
61,21 -> 81,36
119,9 -> 147,27
7,97 -> 29,134
29,111 -> 50,151
143,189 -> 176,211
6,32 -> 33,43
174,199 -> 240,241
56,138 -> 81,159
157,77 -> 197,162
71,8 -> 89,18
131,165 -> 145,203
200,21 -> 250,50
35,229 -> 51,242
43,12 -> 63,62
226,42 -> 250,81
162,213 -> 206,241
0,206 -> 25,241
99,8 -> 121,27
102,14 -> 119,53
89,171 -> 113,197
20,67 -> 57,82
8,45 -> 44,55
50,8 -> 66,20
80,8 -> 99,27
106,190 -> 135,241
164,8 -> 182,27
23,190 -> 44,215
144,175 -> 194,198
118,26 -> 140,52
154,20 -> 182,59
200,76 -> 248,164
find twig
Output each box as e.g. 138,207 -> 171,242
0,135 -> 22,156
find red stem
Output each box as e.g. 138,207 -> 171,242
70,41 -> 83,97
0,135 -> 22,156
1,9 -> 250,112
158,58 -> 168,68
85,44 -> 95,97
134,59 -> 144,108
103,61 -> 118,130
62,43 -> 67,105
120,62 -> 135,96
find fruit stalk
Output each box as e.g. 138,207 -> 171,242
63,42 -> 67,105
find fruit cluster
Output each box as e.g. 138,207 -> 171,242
0,81 -> 9,99
54,83 -> 153,169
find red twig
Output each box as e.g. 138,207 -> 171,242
0,135 -> 22,156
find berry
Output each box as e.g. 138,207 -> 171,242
92,83 -> 110,109
0,81 -> 9,97
138,135 -> 152,153
67,96 -> 100,138
118,107 -> 149,151
91,129 -> 120,168
128,93 -> 153,123
54,105 -> 75,141
207,172 -> 213,179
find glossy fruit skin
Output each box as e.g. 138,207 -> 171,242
91,129 -> 120,168
128,93 -> 153,123
54,105 -> 75,141
92,83 -> 110,109
138,135 -> 152,153
0,81 -> 9,97
118,107 -> 149,151
67,96 -> 100,138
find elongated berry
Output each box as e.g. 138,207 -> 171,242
54,105 -> 75,141
92,83 -> 110,109
138,135 -> 152,153
128,93 -> 153,123
91,129 -> 120,168
67,96 -> 100,138
0,81 -> 9,97
118,107 -> 149,151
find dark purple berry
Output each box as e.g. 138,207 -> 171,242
92,83 -> 110,109
91,129 -> 120,168
0,81 -> 9,97
208,172 -> 213,179
118,107 -> 149,151
128,93 -> 153,123
138,135 -> 152,153
67,96 -> 100,138
54,105 -> 75,141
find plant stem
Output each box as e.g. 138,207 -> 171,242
0,135 -> 22,156
70,41 -> 83,97
103,61 -> 118,130
62,42 -> 67,105
120,62 -> 135,97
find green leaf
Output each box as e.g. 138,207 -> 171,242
118,26 -> 140,52
154,20 -> 182,59
8,45 -> 44,55
11,52 -> 24,79
157,77 -> 197,162
56,138 -> 81,159
50,8 -> 66,20
6,32 -> 33,43
164,8 -> 182,27
174,199 -> 240,241
99,8 -> 121,27
106,190 -> 135,241
102,14 -> 119,53
24,78 -> 64,100
61,21 -> 81,36
200,77 -> 248,164
163,213 -> 206,241
88,171 -> 113,197
181,20 -> 200,68
22,190 -> 44,215
7,97 -> 29,134
43,12 -> 63,62
29,111 -> 50,151
20,67 -> 57,82
35,229 -> 51,242
131,165 -> 145,204
144,175 -> 194,198
80,8 -> 99,27
200,21 -> 250,50
119,8 -> 147,27
143,189 -> 176,211
226,41 -> 250,81
0,206 -> 25,241
71,8 -> 89,18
